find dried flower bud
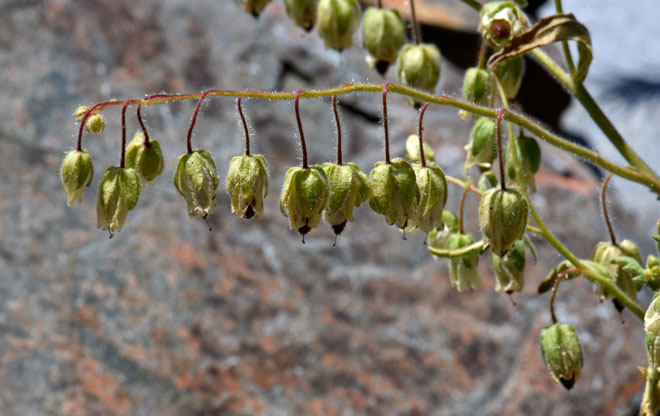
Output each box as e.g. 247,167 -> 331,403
479,187 -> 528,256
361,7 -> 406,74
491,238 -> 525,293
124,133 -> 164,186
506,133 -> 541,193
408,164 -> 448,233
242,0 -> 272,17
369,158 -> 419,229
592,239 -> 642,303
446,232 -> 482,292
96,167 -> 140,233
61,149 -> 94,206
465,117 -> 497,171
226,154 -> 269,219
462,67 -> 491,106
495,56 -> 525,99
479,1 -> 529,48
317,0 -> 361,51
73,105 -> 89,121
173,150 -> 219,219
85,113 -> 106,134
397,43 -> 441,96
285,0 -> 317,31
280,166 -> 329,237
321,162 -> 370,235
539,323 -> 583,390
405,134 -> 434,163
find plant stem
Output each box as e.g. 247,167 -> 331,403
553,0 -> 576,75
382,84 -> 392,164
459,187 -> 472,234
237,97 -> 250,156
120,103 -> 129,168
187,92 -> 210,154
295,91 -> 309,169
409,0 -> 421,45
74,83 -> 660,196
428,240 -> 486,258
418,102 -> 429,167
333,95 -> 342,165
601,173 -> 617,245
376,0 -> 382,8
531,48 -> 659,183
549,268 -> 579,324
457,0 -> 481,12
136,105 -> 151,145
496,109 -> 507,190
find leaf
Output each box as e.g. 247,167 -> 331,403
488,14 -> 592,83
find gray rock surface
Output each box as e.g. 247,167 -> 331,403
0,0 -> 655,415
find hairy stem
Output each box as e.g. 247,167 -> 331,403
553,0 -> 576,75
382,84 -> 392,164
136,104 -> 150,145
409,0 -> 421,45
187,92 -> 210,154
601,173 -> 617,245
459,187 -> 473,234
333,95 -> 343,165
496,109 -> 506,190
295,91 -> 309,169
418,102 -> 430,167
120,103 -> 129,168
237,97 -> 250,156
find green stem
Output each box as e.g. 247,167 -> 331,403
553,0 -> 576,75
457,0 -> 481,11
429,240 -> 486,258
495,76 -> 644,321
531,48 -> 659,184
75,83 -> 660,196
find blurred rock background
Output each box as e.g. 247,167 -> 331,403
0,0 -> 658,415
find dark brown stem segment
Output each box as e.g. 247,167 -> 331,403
238,97 -> 250,156
496,109 -> 507,190
333,95 -> 342,165
376,0 -> 382,7
120,103 -> 129,168
295,91 -> 308,169
418,102 -> 430,167
187,92 -> 210,154
602,173 -> 617,245
550,268 -> 580,323
383,84 -> 392,164
409,0 -> 421,45
136,105 -> 150,145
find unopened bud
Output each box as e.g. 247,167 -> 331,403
446,232 -> 482,292
397,43 -> 441,96
593,239 -> 642,303
317,0 -> 361,51
173,150 -> 219,219
242,0 -> 272,17
491,238 -> 525,293
462,67 -> 491,106
539,323 -> 583,390
322,162 -> 370,235
284,0 -> 317,31
479,187 -> 528,256
361,7 -> 406,74
405,134 -> 434,163
73,105 -> 90,121
280,166 -> 329,237
506,133 -> 541,193
369,159 -> 419,229
495,56 -> 525,99
61,149 -> 94,206
125,133 -> 164,186
85,113 -> 106,134
96,167 -> 140,233
465,117 -> 497,171
226,154 -> 269,219
408,164 -> 448,233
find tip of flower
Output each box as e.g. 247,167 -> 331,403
375,61 -> 390,76
559,377 -> 575,391
298,224 -> 311,236
243,205 -> 255,219
332,221 -> 347,236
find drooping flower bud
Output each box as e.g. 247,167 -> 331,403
446,232 -> 482,292
321,162 -> 370,235
61,149 -> 94,206
491,238 -> 526,293
643,255 -> 660,291
539,323 -> 583,390
369,159 -> 419,229
124,133 -> 164,186
73,105 -> 90,121
645,292 -> 660,337
226,154 -> 269,219
405,134 -> 434,163
280,166 -> 329,237
462,67 -> 491,106
317,0 -> 361,51
479,1 -> 529,49
479,187 -> 528,256
284,0 -> 317,31
464,117 -> 497,172
408,164 -> 448,233
495,56 -> 525,100
85,113 -> 106,134
96,167 -> 140,234
592,239 -> 642,304
173,150 -> 219,219
242,0 -> 272,17
397,43 -> 442,95
361,7 -> 406,74
506,133 -> 541,193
